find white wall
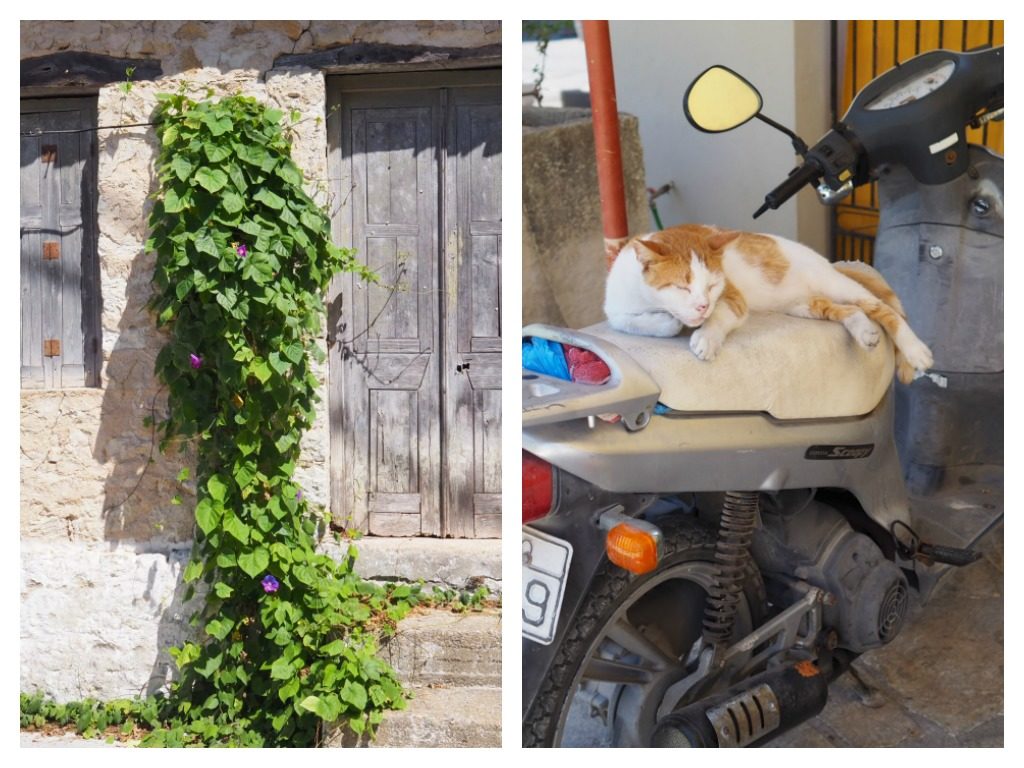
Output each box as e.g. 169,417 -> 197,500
609,21 -> 831,252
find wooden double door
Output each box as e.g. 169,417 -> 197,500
328,71 -> 501,538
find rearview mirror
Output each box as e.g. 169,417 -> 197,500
684,66 -> 763,133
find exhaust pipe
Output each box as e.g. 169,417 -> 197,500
650,661 -> 829,747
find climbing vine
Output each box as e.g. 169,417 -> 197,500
140,89 -> 403,746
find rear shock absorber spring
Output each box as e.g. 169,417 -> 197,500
702,491 -> 759,646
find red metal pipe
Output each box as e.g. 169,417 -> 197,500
582,20 -> 630,269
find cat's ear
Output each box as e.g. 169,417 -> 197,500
706,230 -> 740,252
634,238 -> 670,267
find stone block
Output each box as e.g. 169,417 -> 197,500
382,611 -> 501,686
20,541 -> 201,702
523,108 -> 650,328
254,20 -> 306,41
338,537 -> 502,594
326,686 -> 502,748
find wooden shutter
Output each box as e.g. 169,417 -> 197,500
20,98 -> 99,389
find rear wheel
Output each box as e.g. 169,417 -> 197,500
523,519 -> 766,747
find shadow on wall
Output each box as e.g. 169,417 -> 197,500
92,108 -> 202,698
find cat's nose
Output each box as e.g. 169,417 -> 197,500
695,301 -> 709,314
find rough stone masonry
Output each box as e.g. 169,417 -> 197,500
20,20 -> 500,702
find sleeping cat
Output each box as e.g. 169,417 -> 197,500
604,224 -> 932,384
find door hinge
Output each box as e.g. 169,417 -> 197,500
42,241 -> 60,260
43,339 -> 61,357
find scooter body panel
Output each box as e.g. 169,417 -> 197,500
523,389 -> 911,533
873,145 -> 1004,486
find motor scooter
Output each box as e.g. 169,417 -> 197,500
522,45 -> 1003,747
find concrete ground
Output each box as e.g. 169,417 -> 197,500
20,732 -> 134,748
771,470 -> 1004,748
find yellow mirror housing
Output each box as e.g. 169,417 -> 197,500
684,66 -> 763,133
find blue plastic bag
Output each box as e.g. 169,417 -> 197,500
522,337 -> 571,381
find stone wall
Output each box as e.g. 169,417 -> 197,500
20,19 -> 499,702
22,20 -> 500,76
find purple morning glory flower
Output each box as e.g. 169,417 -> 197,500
261,574 -> 280,593
189,353 -> 203,370
236,243 -> 248,258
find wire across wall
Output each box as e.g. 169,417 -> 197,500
833,19 -> 1004,264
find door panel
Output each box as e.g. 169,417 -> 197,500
334,88 -> 441,536
443,85 -> 502,538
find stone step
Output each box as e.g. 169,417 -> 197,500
383,609 -> 501,687
334,536 -> 503,595
371,686 -> 502,748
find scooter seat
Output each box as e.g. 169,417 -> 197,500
581,312 -> 895,420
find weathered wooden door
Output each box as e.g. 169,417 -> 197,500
20,98 -> 100,389
328,71 -> 501,538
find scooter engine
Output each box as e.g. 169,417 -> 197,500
753,491 -> 910,653
815,530 -> 909,651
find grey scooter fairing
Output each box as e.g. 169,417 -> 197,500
523,325 -> 912,535
873,145 -> 1004,491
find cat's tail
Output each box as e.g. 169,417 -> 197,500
834,261 -> 928,384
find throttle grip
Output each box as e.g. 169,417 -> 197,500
753,161 -> 822,218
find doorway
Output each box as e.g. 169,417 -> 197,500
327,70 -> 501,538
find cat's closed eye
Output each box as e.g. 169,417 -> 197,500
673,284 -> 691,292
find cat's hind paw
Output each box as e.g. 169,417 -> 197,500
689,327 -> 724,361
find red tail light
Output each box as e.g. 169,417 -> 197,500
523,450 -> 554,524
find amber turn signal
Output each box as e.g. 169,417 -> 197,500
606,522 -> 660,575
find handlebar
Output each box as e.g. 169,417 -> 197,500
749,46 -> 1002,218
753,161 -> 821,219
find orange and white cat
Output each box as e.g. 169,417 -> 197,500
604,224 -> 932,383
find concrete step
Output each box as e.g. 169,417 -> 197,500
326,537 -> 502,595
370,686 -> 502,748
383,609 -> 501,687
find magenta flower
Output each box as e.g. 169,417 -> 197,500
189,353 -> 203,370
236,243 -> 248,258
261,574 -> 280,593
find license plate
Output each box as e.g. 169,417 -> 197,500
522,528 -> 573,645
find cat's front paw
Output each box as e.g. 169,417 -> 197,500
902,338 -> 934,372
690,327 -> 724,361
846,313 -> 882,349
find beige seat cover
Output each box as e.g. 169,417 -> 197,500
583,313 -> 895,419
